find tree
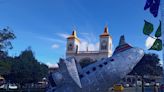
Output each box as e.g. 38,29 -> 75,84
0,28 -> 48,85
130,53 -> 163,76
0,61 -> 11,76
10,48 -> 48,85
0,27 -> 16,58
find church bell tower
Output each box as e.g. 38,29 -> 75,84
66,30 -> 80,58
99,26 -> 112,57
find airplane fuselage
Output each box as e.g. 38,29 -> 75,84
49,47 -> 144,92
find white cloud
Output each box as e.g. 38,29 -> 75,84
79,38 -> 99,51
145,36 -> 156,49
88,43 -> 97,51
79,40 -> 88,51
95,42 -> 99,50
78,32 -> 99,51
46,62 -> 59,68
80,32 -> 97,43
80,32 -> 89,35
57,33 -> 70,39
37,36 -> 65,43
52,44 -> 60,49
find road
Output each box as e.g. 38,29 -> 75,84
109,87 -> 162,92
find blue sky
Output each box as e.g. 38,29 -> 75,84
0,0 -> 162,66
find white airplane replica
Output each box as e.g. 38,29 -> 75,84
47,35 -> 144,92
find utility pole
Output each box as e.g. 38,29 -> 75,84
161,0 -> 164,84
142,76 -> 144,92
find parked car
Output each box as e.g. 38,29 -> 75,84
124,83 -> 129,87
113,84 -> 124,91
0,83 -> 8,89
0,76 -> 5,88
9,84 -> 18,89
144,83 -> 150,87
0,84 -> 5,89
155,83 -> 160,86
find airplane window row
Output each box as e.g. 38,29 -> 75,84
79,58 -> 114,79
86,71 -> 90,74
110,59 -> 114,61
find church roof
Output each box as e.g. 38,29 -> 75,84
100,26 -> 112,38
67,30 -> 80,42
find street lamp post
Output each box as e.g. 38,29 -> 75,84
141,75 -> 144,92
161,0 -> 164,84
135,73 -> 138,92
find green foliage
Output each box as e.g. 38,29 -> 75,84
0,27 -> 16,59
0,27 -> 16,51
0,61 -> 11,75
143,20 -> 154,35
10,48 -> 48,84
0,27 -> 48,85
130,53 -> 163,76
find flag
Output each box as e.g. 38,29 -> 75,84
149,39 -> 162,51
143,20 -> 154,35
150,0 -> 160,17
144,0 -> 153,10
155,21 -> 161,37
144,0 -> 160,17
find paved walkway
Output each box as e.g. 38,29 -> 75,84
109,87 -> 161,92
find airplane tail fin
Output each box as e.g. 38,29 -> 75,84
113,35 -> 132,55
65,57 -> 82,88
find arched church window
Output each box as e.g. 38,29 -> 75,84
68,43 -> 73,51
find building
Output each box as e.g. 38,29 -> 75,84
66,26 -> 112,63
